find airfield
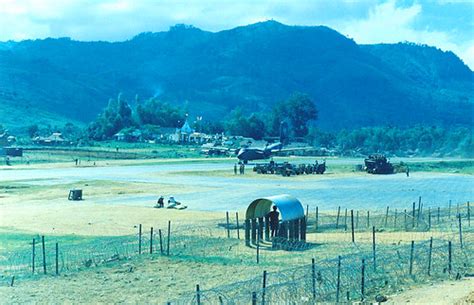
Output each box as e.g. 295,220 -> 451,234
0,154 -> 473,303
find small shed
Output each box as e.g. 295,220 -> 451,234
245,194 -> 307,246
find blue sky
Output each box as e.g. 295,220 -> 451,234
0,0 -> 473,68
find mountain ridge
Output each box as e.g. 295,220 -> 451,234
0,21 -> 472,131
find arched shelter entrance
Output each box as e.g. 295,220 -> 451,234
244,194 -> 307,246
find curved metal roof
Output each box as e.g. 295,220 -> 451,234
246,194 -> 304,221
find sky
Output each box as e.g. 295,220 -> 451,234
0,0 -> 473,69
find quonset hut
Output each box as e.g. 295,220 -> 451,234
245,194 -> 307,246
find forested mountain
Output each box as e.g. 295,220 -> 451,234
0,21 -> 472,130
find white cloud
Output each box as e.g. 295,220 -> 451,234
337,0 -> 474,68
0,0 -> 472,68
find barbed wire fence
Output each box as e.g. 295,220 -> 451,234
0,201 -> 471,304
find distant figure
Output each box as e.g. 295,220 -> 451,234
75,158 -> 78,166
167,196 -> 178,209
267,206 -> 280,238
241,164 -> 245,175
5,156 -> 11,166
406,166 -> 410,177
166,196 -> 187,210
234,164 -> 237,175
155,196 -> 164,208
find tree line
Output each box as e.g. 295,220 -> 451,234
86,92 -> 318,141
15,91 -> 473,158
307,125 -> 473,157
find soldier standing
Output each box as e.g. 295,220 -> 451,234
267,206 -> 280,238
234,163 -> 237,175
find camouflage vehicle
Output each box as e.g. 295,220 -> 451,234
253,161 -> 326,176
364,154 -> 394,174
315,161 -> 326,174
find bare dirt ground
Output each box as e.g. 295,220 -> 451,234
0,158 -> 472,303
1,257 -> 263,304
388,277 -> 474,304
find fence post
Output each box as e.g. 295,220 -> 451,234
256,229 -> 260,264
150,227 -> 154,254
264,216 -> 270,241
315,207 -> 319,232
138,224 -> 142,254
344,208 -> 348,231
385,206 -> 389,227
167,221 -> 171,256
336,206 -> 341,229
32,238 -> 35,274
55,242 -> 59,275
351,210 -> 355,243
226,211 -> 230,238
372,226 -> 376,272
448,241 -> 452,274
311,258 -> 316,300
336,256 -> 341,303
449,200 -> 452,219
252,292 -> 257,305
251,218 -> 257,244
10,276 -> 14,287
258,217 -> 264,243
427,237 -> 433,276
412,202 -> 416,228
394,209 -> 398,228
361,258 -> 365,301
306,204 -> 309,219
159,229 -> 163,254
428,208 -> 431,230
236,212 -> 240,239
404,209 -> 407,231
196,284 -> 201,305
367,211 -> 370,228
458,214 -> 463,249
262,270 -> 267,305
356,210 -> 359,228
467,201 -> 471,227
300,217 -> 307,241
245,219 -> 251,246
41,235 -> 46,275
418,196 -> 422,220
409,240 -> 414,275
438,207 -> 440,223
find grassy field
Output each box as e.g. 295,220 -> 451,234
0,206 -> 471,303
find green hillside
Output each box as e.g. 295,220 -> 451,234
0,21 -> 472,131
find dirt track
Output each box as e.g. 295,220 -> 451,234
389,277 -> 474,304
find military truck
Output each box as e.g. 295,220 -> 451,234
364,154 -> 394,174
253,161 -> 326,176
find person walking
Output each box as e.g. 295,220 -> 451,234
406,166 -> 410,177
